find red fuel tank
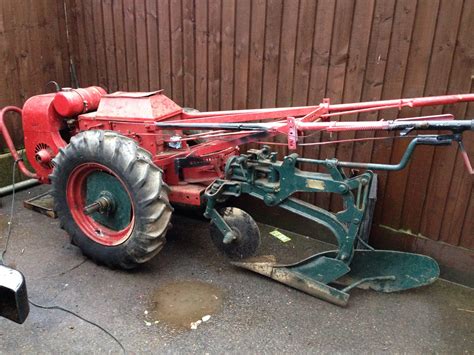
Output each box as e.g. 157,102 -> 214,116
53,86 -> 106,117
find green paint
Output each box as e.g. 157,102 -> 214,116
86,171 -> 132,231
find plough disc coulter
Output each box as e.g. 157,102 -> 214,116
1,86 -> 473,306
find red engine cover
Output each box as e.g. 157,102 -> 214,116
22,94 -> 67,182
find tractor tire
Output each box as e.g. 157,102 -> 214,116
51,130 -> 173,269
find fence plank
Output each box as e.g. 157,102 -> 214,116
146,0 -> 160,91
246,0 -> 266,109
102,0 -> 118,92
194,0 -> 208,110
370,0 -> 417,226
233,0 -> 251,110
220,0 -> 235,110
157,0 -> 172,96
182,0 -> 195,107
316,0 -> 355,210
207,0 -> 222,111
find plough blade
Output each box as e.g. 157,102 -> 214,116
232,254 -> 351,307
334,250 -> 440,292
232,250 -> 439,306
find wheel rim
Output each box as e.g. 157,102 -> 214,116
66,163 -> 134,246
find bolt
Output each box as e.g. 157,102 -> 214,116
338,184 -> 348,193
264,194 -> 277,205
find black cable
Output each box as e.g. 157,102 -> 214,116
0,159 -> 18,265
29,300 -> 126,354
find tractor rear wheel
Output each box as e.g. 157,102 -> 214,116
51,130 -> 173,269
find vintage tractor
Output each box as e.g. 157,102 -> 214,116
1,86 -> 473,306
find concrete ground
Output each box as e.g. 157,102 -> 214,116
0,185 -> 473,353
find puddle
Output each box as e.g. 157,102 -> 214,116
149,280 -> 223,330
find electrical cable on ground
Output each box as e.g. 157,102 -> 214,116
0,160 -> 18,265
28,300 -> 126,354
0,159 -> 126,354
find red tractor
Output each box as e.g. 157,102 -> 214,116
1,86 -> 473,305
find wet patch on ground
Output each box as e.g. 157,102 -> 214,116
148,280 -> 223,330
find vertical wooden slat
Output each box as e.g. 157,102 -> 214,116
55,0 -> 70,87
368,0 -> 417,227
233,0 -> 251,110
246,0 -> 266,109
194,0 -> 208,110
276,0 -> 299,108
135,0 -> 150,91
207,0 -> 222,111
146,0 -> 160,90
301,0 -> 336,204
157,0 -> 172,96
170,0 -> 184,103
274,0 -> 299,158
111,0 -> 128,91
291,0 -> 317,107
220,0 -> 235,110
182,0 -> 195,107
261,0 -> 283,108
316,0 -> 355,210
333,0 -> 376,164
92,0 -> 108,89
441,97 -> 474,246
292,0 -> 317,200
460,190 -> 474,249
67,0 -> 87,87
102,0 -> 118,92
124,0 -> 139,90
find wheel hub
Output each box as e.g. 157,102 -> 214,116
83,192 -> 116,215
84,171 -> 132,232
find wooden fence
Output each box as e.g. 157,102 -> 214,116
1,0 -> 473,275
0,0 -> 70,149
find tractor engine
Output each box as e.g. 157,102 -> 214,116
22,87 -> 105,182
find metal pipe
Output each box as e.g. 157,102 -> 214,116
0,179 -> 39,197
0,107 -> 37,179
297,135 -> 455,172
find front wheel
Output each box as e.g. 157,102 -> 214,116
51,130 -> 173,269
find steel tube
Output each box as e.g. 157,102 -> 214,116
0,178 -> 39,197
0,107 -> 37,179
